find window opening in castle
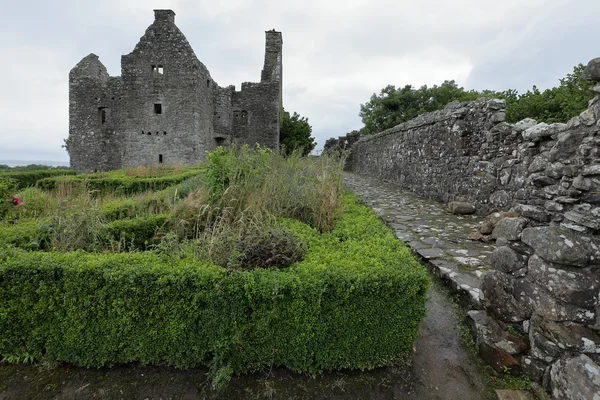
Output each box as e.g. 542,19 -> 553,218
154,103 -> 162,114
99,107 -> 107,124
159,154 -> 164,163
151,65 -> 164,75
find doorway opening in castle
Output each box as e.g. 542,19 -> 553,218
159,154 -> 163,164
154,103 -> 162,114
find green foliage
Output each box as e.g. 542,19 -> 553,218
502,64 -> 595,123
280,108 -> 316,156
359,64 -> 595,135
0,177 -> 17,218
0,170 -> 75,189
37,168 -> 201,195
0,193 -> 430,376
359,81 -> 481,134
105,213 -> 173,250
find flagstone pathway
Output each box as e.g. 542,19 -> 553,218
344,172 -> 497,309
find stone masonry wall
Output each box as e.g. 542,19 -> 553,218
345,60 -> 600,398
69,10 -> 282,173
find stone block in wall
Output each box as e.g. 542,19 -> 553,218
514,279 -> 595,324
491,246 -> 528,273
564,204 -> 600,230
512,204 -> 550,223
467,310 -> 529,355
531,313 -> 600,356
548,131 -> 589,162
513,118 -> 538,132
522,123 -> 565,142
550,354 -> 600,400
467,311 -> 527,375
482,270 -> 531,323
528,173 -> 557,187
491,217 -> 529,241
521,226 -> 599,266
527,255 -> 599,308
521,357 -> 549,386
583,164 -> 600,176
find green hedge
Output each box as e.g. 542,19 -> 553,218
0,219 -> 50,250
0,194 -> 430,374
105,213 -> 172,250
36,171 -> 201,195
0,170 -> 75,189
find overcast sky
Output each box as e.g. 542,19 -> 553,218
1,0 -> 598,165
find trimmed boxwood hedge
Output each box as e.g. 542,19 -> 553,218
0,194 -> 430,374
0,170 -> 75,189
36,171 -> 200,195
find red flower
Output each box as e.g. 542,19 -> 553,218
11,197 -> 22,205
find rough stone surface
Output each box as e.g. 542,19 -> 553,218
490,246 -> 528,273
514,280 -> 595,324
530,314 -> 600,355
491,217 -> 528,241
527,255 -> 599,308
344,173 -> 494,309
337,70 -> 600,398
69,10 -> 282,173
448,201 -> 476,215
550,354 -> 600,400
521,226 -> 599,266
467,310 -> 528,355
481,271 -> 530,322
582,57 -> 600,82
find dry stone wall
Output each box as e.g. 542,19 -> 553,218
343,59 -> 600,398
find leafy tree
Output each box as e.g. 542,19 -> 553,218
358,64 -> 594,135
359,81 -> 481,135
280,108 -> 316,156
503,64 -> 594,123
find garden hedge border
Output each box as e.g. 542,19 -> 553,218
0,170 -> 76,189
0,194 -> 430,374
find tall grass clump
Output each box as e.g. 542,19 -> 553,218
196,145 -> 346,233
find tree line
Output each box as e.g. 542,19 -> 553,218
358,64 -> 595,135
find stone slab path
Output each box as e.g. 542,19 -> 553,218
344,173 -> 497,309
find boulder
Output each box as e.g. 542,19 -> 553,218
514,279 -> 595,324
490,246 -> 528,273
491,217 -> 528,241
530,313 -> 600,355
521,226 -> 599,267
564,204 -> 600,230
550,354 -> 600,400
481,271 -> 531,322
582,57 -> 600,81
467,310 -> 529,355
512,204 -> 549,223
527,255 -> 599,308
447,201 -> 476,214
513,118 -> 537,132
521,356 -> 548,385
522,123 -> 565,142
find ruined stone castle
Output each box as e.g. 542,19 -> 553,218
68,10 -> 282,173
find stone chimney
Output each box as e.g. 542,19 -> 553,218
154,9 -> 175,24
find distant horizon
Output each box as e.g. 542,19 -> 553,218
0,159 -> 70,168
